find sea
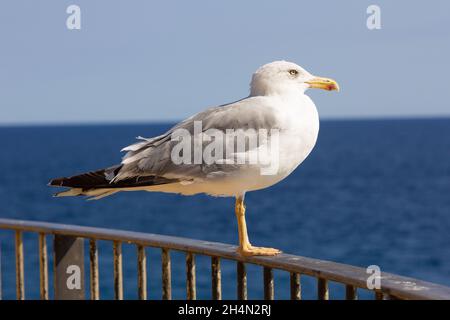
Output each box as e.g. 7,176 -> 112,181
0,118 -> 449,300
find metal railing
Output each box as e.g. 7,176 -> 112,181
0,218 -> 449,300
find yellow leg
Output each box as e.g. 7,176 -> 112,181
235,197 -> 281,256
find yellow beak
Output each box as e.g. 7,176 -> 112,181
305,77 -> 339,91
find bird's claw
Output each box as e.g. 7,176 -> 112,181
237,245 -> 282,256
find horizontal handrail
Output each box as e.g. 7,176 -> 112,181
0,218 -> 449,300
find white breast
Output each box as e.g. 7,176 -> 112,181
276,94 -> 320,178
204,94 -> 320,195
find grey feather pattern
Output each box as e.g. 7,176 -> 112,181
113,96 -> 280,182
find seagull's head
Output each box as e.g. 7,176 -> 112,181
250,60 -> 339,96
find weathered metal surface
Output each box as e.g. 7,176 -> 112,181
290,273 -> 301,300
113,241 -> 123,300
161,248 -> 171,300
263,267 -> 274,300
346,284 -> 357,300
186,252 -> 196,300
15,231 -> 25,300
375,291 -> 385,300
38,233 -> 49,300
89,239 -> 99,300
237,261 -> 247,300
318,277 -> 329,300
137,245 -> 147,300
211,256 -> 221,300
1,218 -> 450,300
54,235 -> 85,300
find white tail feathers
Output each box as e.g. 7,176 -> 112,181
54,187 -> 118,200
54,188 -> 83,197
87,190 -> 119,200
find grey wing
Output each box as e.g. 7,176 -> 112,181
113,96 -> 279,182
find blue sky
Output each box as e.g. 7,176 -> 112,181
0,1 -> 449,124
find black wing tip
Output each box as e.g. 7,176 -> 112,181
48,177 -> 67,187
48,165 -> 122,188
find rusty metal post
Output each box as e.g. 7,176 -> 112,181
346,285 -> 357,300
290,273 -> 301,300
237,261 -> 247,300
137,245 -> 147,300
113,241 -> 123,300
186,252 -> 196,300
263,267 -> 274,300
317,277 -> 329,300
89,239 -> 99,300
15,231 -> 25,300
375,291 -> 385,300
54,235 -> 85,300
211,256 -> 221,300
161,248 -> 171,300
39,233 -> 49,300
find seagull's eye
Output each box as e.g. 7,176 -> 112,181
289,69 -> 299,76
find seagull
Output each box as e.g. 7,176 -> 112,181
49,61 -> 339,256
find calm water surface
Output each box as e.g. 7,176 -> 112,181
0,119 -> 449,299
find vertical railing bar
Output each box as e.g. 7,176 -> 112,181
15,231 -> 25,300
345,284 -> 357,300
237,261 -> 247,300
211,256 -> 221,300
317,277 -> 329,300
113,241 -> 123,300
89,239 -> 100,300
137,245 -> 147,300
263,267 -> 274,300
161,248 -> 172,300
375,291 -> 384,300
38,233 -> 49,300
290,272 -> 301,300
186,252 -> 196,300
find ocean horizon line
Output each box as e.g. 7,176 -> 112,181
1,115 -> 449,128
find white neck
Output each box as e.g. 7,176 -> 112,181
250,81 -> 309,97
